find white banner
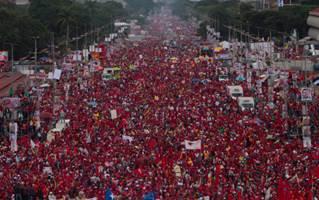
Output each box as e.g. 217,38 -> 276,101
95,48 -> 102,53
277,0 -> 284,7
185,140 -> 201,150
82,49 -> 89,60
250,42 -> 274,55
122,135 -> 133,142
53,69 -> 62,80
89,45 -> 95,52
110,109 -> 117,119
303,136 -> 312,148
73,54 -> 82,61
48,72 -> 54,79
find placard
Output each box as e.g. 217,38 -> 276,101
110,109 -> 117,119
301,88 -> 313,102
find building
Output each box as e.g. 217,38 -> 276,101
307,8 -> 319,40
13,0 -> 30,5
0,72 -> 28,98
240,0 -> 279,10
0,0 -> 30,5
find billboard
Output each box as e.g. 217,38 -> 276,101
301,88 -> 313,102
250,42 -> 274,56
0,51 -> 8,61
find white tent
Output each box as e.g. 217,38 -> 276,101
184,140 -> 201,150
219,41 -> 230,49
227,86 -> 243,98
127,34 -> 144,41
114,22 -> 129,27
218,74 -> 229,81
238,97 -> 255,110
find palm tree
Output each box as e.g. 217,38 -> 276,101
56,6 -> 75,50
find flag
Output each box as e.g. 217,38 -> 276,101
53,69 -> 62,80
278,178 -> 290,200
313,77 -> 319,86
313,166 -> 319,179
185,140 -> 201,150
144,192 -> 155,200
30,139 -> 36,149
105,188 -> 114,200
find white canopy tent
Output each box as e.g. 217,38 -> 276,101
219,41 -> 231,49
238,97 -> 255,110
227,85 -> 243,98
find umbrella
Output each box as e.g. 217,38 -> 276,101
88,101 -> 97,108
236,76 -> 246,81
95,66 -> 104,71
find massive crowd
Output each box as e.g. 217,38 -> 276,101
0,9 -> 318,200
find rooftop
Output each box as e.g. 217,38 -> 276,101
0,72 -> 28,97
310,7 -> 319,17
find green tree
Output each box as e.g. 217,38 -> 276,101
56,6 -> 76,49
125,0 -> 156,16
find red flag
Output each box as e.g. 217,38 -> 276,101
214,164 -> 221,190
313,166 -> 319,179
238,190 -> 243,200
278,178 -> 290,200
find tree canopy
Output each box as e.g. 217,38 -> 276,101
0,0 -> 128,59
175,0 -> 317,42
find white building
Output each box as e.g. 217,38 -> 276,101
307,8 -> 319,40
11,0 -> 29,5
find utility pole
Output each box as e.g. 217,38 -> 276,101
32,36 -> 40,72
269,31 -> 273,63
240,23 -> 243,43
73,27 -> 81,79
228,25 -> 231,41
51,32 -> 56,127
51,33 -> 55,75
